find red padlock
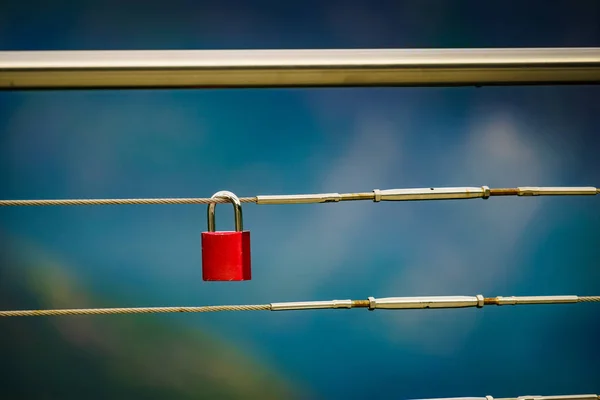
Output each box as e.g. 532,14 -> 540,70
201,191 -> 251,281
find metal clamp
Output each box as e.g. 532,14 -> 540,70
256,193 -> 342,204
517,186 -> 597,196
373,187 -> 490,202
495,296 -> 578,306
271,299 -> 352,311
368,296 -> 483,310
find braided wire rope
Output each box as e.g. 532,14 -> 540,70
0,197 -> 257,206
578,296 -> 600,302
0,304 -> 272,317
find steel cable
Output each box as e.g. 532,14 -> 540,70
1,294 -> 597,318
0,197 -> 257,206
578,296 -> 600,302
0,186 -> 597,207
0,304 -> 271,317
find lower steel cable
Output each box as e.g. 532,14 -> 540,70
1,294 -> 597,317
0,304 -> 272,317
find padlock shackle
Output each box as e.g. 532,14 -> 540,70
207,190 -> 243,232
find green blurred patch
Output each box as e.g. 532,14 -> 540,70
0,239 -> 300,399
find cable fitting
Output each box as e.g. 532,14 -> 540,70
517,186 -> 597,196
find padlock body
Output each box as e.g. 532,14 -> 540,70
201,231 -> 251,281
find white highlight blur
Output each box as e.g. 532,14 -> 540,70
380,109 -> 562,354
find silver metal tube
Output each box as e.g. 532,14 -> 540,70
495,295 -> 578,305
368,295 -> 484,310
270,299 -> 352,311
517,187 -> 598,196
256,193 -> 342,205
1,48 -> 599,90
410,398 -> 487,400
373,187 -> 489,202
413,395 -> 598,400
503,396 -> 599,400
526,396 -> 599,400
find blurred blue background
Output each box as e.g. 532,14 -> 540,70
0,1 -> 599,399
